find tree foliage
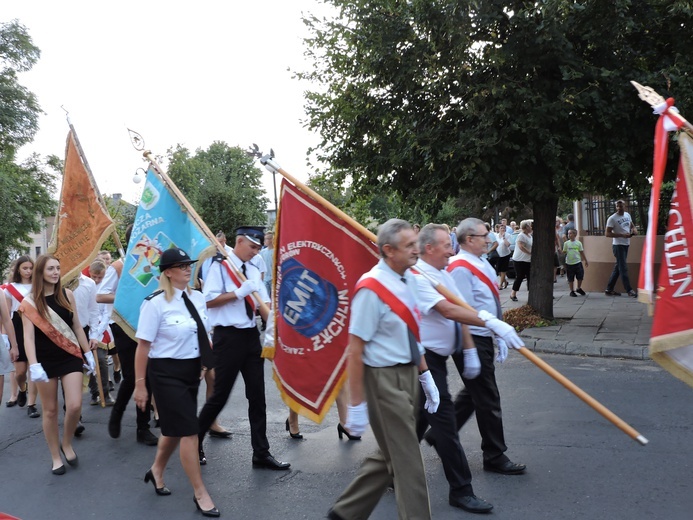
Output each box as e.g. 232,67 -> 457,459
299,0 -> 693,317
167,142 -> 267,235
0,154 -> 56,272
0,21 -> 53,273
0,20 -> 41,159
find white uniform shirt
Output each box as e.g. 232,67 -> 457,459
73,275 -> 100,340
5,283 -> 31,315
136,288 -> 210,359
606,211 -> 633,246
202,251 -> 269,329
349,259 -> 424,368
97,264 -> 119,324
448,250 -> 499,337
413,258 -> 467,356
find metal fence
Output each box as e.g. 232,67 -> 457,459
581,191 -> 670,236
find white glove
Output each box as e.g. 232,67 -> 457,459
235,279 -> 260,299
462,348 -> 481,379
262,310 -> 275,348
496,338 -> 508,363
478,310 -> 524,349
419,370 -> 440,414
345,402 -> 369,437
29,363 -> 49,383
83,351 -> 96,376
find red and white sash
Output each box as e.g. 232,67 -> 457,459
355,267 -> 421,341
19,295 -> 83,360
6,283 -> 27,304
447,256 -> 502,318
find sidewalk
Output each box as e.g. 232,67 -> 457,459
500,276 -> 652,360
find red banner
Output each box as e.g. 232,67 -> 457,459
272,180 -> 379,422
649,132 -> 693,388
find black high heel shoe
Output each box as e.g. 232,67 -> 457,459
337,423 -> 361,441
194,496 -> 220,517
144,469 -> 171,496
285,418 -> 303,440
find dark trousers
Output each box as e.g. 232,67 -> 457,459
452,335 -> 508,464
417,350 -> 473,497
112,323 -> 151,430
198,326 -> 270,457
606,244 -> 632,292
512,260 -> 531,292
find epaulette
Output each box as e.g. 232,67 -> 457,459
145,290 -> 164,301
211,252 -> 225,263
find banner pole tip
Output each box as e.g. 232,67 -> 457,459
636,435 -> 649,446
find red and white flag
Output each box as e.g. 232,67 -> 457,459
271,180 -> 379,422
648,132 -> 693,388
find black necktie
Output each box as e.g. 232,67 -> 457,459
241,264 -> 254,320
400,276 -> 421,366
453,322 -> 463,355
181,291 -> 213,368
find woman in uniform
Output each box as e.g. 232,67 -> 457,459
21,255 -> 96,474
133,248 -> 219,517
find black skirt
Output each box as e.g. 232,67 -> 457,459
148,357 -> 201,437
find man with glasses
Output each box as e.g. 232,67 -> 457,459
443,218 -> 527,475
605,200 -> 637,297
197,226 -> 290,470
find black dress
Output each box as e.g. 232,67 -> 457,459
11,312 -> 27,363
35,293 -> 83,379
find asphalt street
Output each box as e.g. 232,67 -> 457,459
1,353 -> 691,520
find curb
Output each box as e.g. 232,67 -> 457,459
519,337 -> 650,360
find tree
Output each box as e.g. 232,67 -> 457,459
0,154 -> 56,272
167,142 -> 267,235
0,20 -> 41,159
0,21 -> 52,273
299,0 -> 693,318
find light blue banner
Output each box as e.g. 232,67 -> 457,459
114,167 -> 212,334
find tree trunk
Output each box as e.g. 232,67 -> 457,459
528,198 -> 559,319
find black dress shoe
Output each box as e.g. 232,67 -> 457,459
6,399 -> 17,407
60,446 -> 78,467
326,508 -> 346,520
52,465 -> 66,475
208,429 -> 232,439
108,409 -> 122,438
483,459 -> 526,475
199,446 -> 207,466
74,421 -> 86,437
252,454 -> 290,470
449,494 -> 494,514
137,428 -> 159,446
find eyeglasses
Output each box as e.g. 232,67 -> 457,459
469,233 -> 489,239
171,263 -> 193,271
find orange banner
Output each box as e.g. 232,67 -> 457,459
49,130 -> 114,282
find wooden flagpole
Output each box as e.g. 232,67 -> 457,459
143,152 -> 270,317
260,154 -> 648,446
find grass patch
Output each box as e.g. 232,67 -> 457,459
503,305 -> 557,332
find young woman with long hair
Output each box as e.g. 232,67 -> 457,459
4,255 -> 41,416
21,255 -> 96,474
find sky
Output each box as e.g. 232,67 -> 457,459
4,0 -> 335,207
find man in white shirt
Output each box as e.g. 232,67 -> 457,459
99,226 -> 158,445
196,226 -> 289,470
445,218 -> 527,475
604,200 -> 637,297
413,224 -> 493,514
74,273 -> 113,406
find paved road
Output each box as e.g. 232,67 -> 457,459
2,353 -> 691,519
